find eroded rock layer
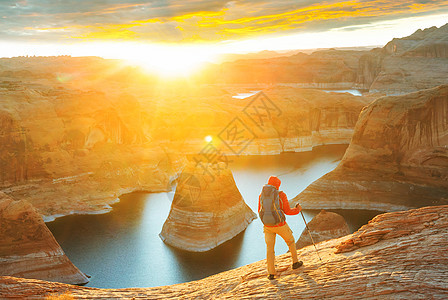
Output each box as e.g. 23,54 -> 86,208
159,163 -> 256,251
2,205 -> 447,299
293,84 -> 448,212
296,210 -> 350,249
0,192 -> 88,285
0,61 -> 369,219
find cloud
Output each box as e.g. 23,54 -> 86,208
0,0 -> 448,43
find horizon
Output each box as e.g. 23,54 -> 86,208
1,1 -> 448,76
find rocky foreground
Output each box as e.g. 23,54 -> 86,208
0,192 -> 88,285
1,205 -> 447,299
293,84 -> 448,212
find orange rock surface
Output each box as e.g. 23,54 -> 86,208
0,58 -> 370,219
293,84 -> 448,212
1,205 -> 447,299
0,192 -> 88,285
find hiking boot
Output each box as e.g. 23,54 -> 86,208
268,274 -> 275,280
292,261 -> 303,269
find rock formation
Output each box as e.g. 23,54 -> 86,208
200,49 -> 366,86
296,210 -> 349,249
2,205 -> 447,299
359,23 -> 448,93
159,163 -> 256,251
199,23 -> 448,94
163,87 -> 372,156
293,84 -> 448,212
0,59 -> 370,220
0,192 -> 88,285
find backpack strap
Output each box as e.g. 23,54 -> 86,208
278,191 -> 284,210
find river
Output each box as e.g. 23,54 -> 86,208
46,145 -> 380,288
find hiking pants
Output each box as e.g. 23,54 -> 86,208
264,223 -> 298,275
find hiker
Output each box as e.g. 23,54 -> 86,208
258,176 -> 303,280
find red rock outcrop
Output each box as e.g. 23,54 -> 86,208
159,163 -> 256,251
296,210 -> 349,249
2,205 -> 447,299
0,192 -> 88,285
293,84 -> 448,212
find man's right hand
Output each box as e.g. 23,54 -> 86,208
295,203 -> 302,211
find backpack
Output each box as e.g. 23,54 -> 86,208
259,184 -> 285,226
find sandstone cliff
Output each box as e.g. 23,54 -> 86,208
0,192 -> 88,285
296,210 -> 349,249
0,85 -> 176,219
199,23 -> 448,94
2,205 -> 447,299
200,49 -> 365,85
359,23 -> 448,93
0,61 -> 369,219
159,163 -> 256,251
292,84 -> 448,212
159,87 -> 372,156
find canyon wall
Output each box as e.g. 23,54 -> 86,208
0,59 -> 370,219
200,23 -> 448,94
358,24 -> 448,93
292,84 -> 448,212
2,204 -> 447,298
159,163 -> 256,251
160,87 -> 372,156
0,76 -> 178,219
0,192 -> 88,285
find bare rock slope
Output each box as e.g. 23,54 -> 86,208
293,84 -> 448,212
159,163 -> 256,251
0,192 -> 88,285
1,205 -> 447,299
296,210 -> 349,249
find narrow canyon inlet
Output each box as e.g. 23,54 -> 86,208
46,145 -> 379,288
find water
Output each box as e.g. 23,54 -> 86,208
322,89 -> 363,96
46,145 -> 379,288
232,90 -> 261,99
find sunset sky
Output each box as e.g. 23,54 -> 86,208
0,0 -> 447,73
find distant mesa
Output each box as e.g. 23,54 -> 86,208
0,192 -> 89,285
296,210 -> 350,249
200,23 -> 448,95
293,84 -> 448,212
159,162 -> 256,252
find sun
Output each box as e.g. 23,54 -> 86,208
127,44 -> 216,78
205,135 -> 213,143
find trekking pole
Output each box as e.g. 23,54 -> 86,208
300,211 -> 322,262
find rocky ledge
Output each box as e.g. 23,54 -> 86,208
293,84 -> 448,212
0,192 -> 88,285
159,163 -> 256,251
1,205 -> 447,298
296,210 -> 350,249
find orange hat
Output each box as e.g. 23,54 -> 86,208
268,176 -> 281,190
